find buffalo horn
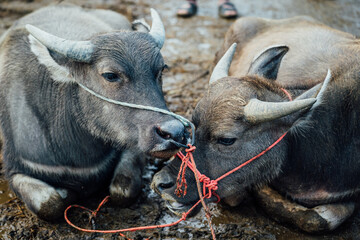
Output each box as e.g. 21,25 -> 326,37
244,98 -> 316,124
244,69 -> 332,124
209,43 -> 237,85
25,24 -> 94,63
149,9 -> 165,49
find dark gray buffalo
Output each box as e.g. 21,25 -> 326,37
0,4 -> 187,220
152,16 -> 360,233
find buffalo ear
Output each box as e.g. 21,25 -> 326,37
28,35 -> 74,83
247,45 -> 289,80
132,19 -> 150,33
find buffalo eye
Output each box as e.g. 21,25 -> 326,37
157,64 -> 169,80
102,72 -> 120,82
163,64 -> 169,71
217,138 -> 237,146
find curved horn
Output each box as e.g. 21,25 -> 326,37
244,98 -> 316,124
310,69 -> 331,110
209,43 -> 237,85
25,24 -> 94,63
149,8 -> 165,49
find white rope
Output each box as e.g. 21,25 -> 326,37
78,83 -> 195,145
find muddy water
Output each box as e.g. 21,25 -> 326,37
1,0 -> 360,239
0,181 -> 13,204
0,146 -> 14,204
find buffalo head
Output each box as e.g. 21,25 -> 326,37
26,9 -> 186,159
151,43 -> 330,214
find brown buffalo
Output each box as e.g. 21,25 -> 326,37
152,16 -> 360,232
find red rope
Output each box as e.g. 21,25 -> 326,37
187,145 -> 217,240
64,194 -> 204,238
281,88 -> 293,101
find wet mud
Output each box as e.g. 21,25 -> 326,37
1,0 -> 360,239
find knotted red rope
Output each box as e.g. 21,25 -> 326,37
175,145 -> 196,197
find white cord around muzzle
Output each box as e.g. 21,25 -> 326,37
78,83 -> 195,147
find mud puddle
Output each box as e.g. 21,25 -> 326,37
1,0 -> 360,239
0,181 -> 13,205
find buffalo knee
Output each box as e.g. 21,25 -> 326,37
110,150 -> 145,205
10,174 -> 75,220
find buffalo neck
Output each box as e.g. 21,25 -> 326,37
274,64 -> 360,202
26,70 -> 115,168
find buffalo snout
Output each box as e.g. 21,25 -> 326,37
155,119 -> 186,144
151,169 -> 176,195
151,166 -> 202,216
140,119 -> 187,159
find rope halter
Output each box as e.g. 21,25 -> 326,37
78,83 -> 195,146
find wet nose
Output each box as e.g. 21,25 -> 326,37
151,170 -> 175,194
156,120 -> 186,144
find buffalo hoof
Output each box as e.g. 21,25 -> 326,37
109,150 -> 144,206
10,174 -> 76,221
253,186 -> 355,233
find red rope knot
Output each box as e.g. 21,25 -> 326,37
198,174 -> 210,183
181,212 -> 187,221
185,144 -> 196,153
205,180 -> 218,192
91,195 -> 110,219
198,174 -> 218,199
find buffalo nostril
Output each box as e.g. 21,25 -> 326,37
156,120 -> 186,143
152,171 -> 175,194
156,127 -> 171,140
158,181 -> 174,190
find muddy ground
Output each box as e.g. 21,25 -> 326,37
1,0 -> 360,239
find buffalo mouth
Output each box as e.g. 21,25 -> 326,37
156,188 -> 200,216
149,148 -> 179,159
165,200 -> 188,216
164,199 -> 200,217
148,141 -> 185,159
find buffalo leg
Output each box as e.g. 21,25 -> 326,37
109,150 -> 145,206
10,174 -> 76,221
254,186 -> 355,233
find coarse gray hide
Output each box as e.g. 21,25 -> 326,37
0,3 -> 187,220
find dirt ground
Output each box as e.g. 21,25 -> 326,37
1,0 -> 360,239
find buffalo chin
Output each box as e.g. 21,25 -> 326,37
165,200 -> 201,217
